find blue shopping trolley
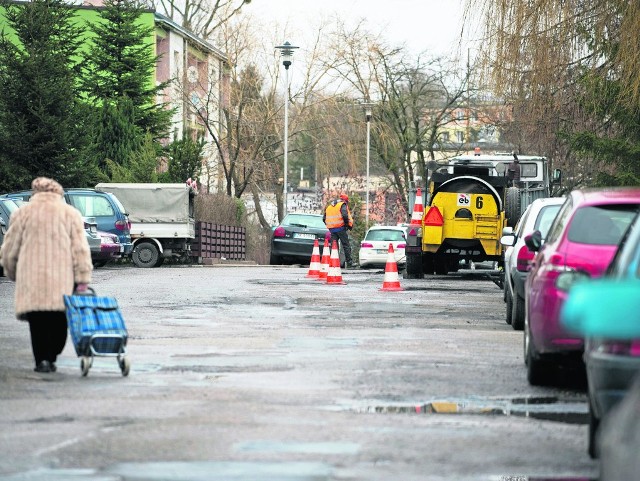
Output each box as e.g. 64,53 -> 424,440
64,288 -> 130,376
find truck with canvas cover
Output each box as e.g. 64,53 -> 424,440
405,152 -> 559,276
95,183 -> 196,268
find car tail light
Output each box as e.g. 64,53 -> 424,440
115,220 -> 130,231
424,206 -> 444,227
516,245 -> 536,272
325,231 -> 331,240
360,242 -> 373,248
598,340 -> 640,357
396,243 -> 406,248
273,226 -> 286,238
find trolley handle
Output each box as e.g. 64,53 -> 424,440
73,286 -> 96,296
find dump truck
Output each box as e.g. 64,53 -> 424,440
405,152 -> 560,277
95,183 -> 196,268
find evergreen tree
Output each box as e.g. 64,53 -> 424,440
89,97 -> 142,171
164,131 -> 204,183
0,0 -> 97,191
129,132 -> 159,182
80,0 -> 172,141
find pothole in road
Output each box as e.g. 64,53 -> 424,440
352,396 -> 588,425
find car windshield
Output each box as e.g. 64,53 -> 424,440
282,214 -> 325,229
568,205 -> 638,245
534,204 -> 562,238
365,229 -> 406,241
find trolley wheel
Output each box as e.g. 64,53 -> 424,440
119,356 -> 131,377
80,356 -> 91,377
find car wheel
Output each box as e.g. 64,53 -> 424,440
93,260 -> 108,268
505,287 -> 513,325
405,252 -> 424,278
422,253 -> 435,275
269,252 -> 282,265
511,292 -> 525,331
525,318 -> 551,386
132,242 -> 161,268
588,398 -> 600,459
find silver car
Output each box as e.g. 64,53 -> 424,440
500,197 -> 565,330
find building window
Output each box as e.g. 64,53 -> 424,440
456,110 -> 464,120
442,132 -> 450,142
456,131 -> 464,143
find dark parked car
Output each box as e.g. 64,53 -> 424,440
270,213 -> 332,265
524,188 -> 640,386
5,188 -> 133,256
563,269 -> 640,478
561,210 -> 640,458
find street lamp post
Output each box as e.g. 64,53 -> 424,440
362,102 -> 374,229
275,41 -> 298,215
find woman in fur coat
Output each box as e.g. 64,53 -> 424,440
0,177 -> 93,373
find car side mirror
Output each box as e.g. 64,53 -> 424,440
500,226 -> 515,246
524,230 -> 542,252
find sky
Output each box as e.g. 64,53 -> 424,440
244,0 -> 474,59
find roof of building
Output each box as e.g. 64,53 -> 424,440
154,12 -> 228,62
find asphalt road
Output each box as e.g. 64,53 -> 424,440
0,265 -> 598,481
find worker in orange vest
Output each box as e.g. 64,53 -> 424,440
323,193 -> 356,268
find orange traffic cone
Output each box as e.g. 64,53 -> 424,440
380,244 -> 403,291
306,238 -> 321,278
410,188 -> 424,226
318,238 -> 331,280
326,240 -> 346,285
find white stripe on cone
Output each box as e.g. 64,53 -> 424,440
318,238 -> 330,280
380,244 -> 403,291
306,238 -> 321,278
326,240 -> 346,285
410,187 -> 424,226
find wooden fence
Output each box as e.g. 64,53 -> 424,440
191,222 -> 246,260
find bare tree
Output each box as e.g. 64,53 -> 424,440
153,0 -> 250,39
327,21 -> 470,215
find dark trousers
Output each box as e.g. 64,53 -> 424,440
26,311 -> 68,365
330,229 -> 353,264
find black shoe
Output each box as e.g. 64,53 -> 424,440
34,361 -> 52,373
49,362 -> 57,372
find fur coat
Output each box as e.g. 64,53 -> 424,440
0,178 -> 92,319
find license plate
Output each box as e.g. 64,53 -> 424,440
294,233 -> 315,239
376,249 -> 388,254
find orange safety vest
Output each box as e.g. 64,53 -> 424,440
325,201 -> 353,229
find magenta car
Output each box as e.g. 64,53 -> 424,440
523,188 -> 640,386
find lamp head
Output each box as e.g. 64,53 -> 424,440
361,101 -> 374,121
275,41 -> 299,70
